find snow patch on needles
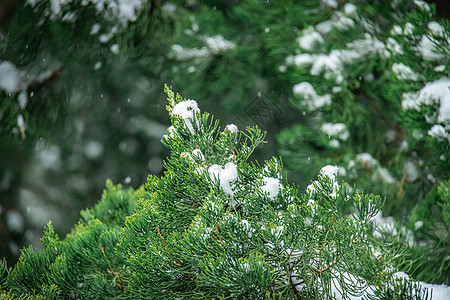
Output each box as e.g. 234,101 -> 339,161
321,123 -> 349,143
402,77 -> 450,125
428,124 -> 448,141
416,22 -> 450,61
392,63 -> 419,81
356,153 -> 377,169
28,0 -> 146,24
297,27 -> 324,51
180,149 -> 205,163
202,34 -> 236,55
170,34 -> 234,63
307,165 -> 341,200
293,82 -> 332,111
0,61 -> 25,93
171,100 -> 200,134
224,124 -> 238,133
170,45 -> 209,61
320,165 -> 340,180
208,162 -> 238,199
260,177 -> 282,200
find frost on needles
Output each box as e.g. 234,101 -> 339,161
2,87 -> 448,299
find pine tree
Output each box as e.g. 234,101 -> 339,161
1,87 -> 449,299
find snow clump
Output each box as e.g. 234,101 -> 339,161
392,63 -> 419,81
171,100 -> 200,134
0,61 -> 25,93
428,124 -> 448,140
321,123 -> 349,141
416,22 -> 450,61
293,82 -> 332,111
224,124 -> 238,133
402,77 -> 450,125
307,165 -> 341,200
202,34 -> 236,55
208,162 -> 238,199
260,177 -> 282,200
297,27 -> 324,51
356,153 -> 377,169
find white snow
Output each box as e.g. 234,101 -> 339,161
172,100 -> 199,119
320,165 -> 340,180
171,100 -> 200,134
192,149 -> 205,161
392,63 -> 419,81
435,65 -> 446,72
392,272 -> 450,300
293,82 -> 332,111
18,92 -> 28,109
329,139 -> 340,148
386,38 -> 404,54
415,221 -> 424,230
371,211 -> 396,239
170,44 -> 209,61
310,51 -> 348,83
306,166 -> 342,199
110,44 -> 119,54
343,3 -> 357,15
208,162 -> 238,198
403,22 -> 415,35
93,61 -> 102,70
390,25 -> 402,35
403,160 -> 419,182
356,153 -> 377,169
329,271 -> 450,299
402,77 -> 450,124
0,61 -> 24,93
163,125 -> 178,140
377,167 -> 396,184
17,114 -> 26,132
347,34 -> 389,59
225,124 -> 238,133
414,0 -> 431,12
428,21 -> 444,35
321,123 -> 349,141
297,27 -> 324,51
181,149 -> 205,163
416,22 -> 450,61
290,53 -> 315,67
90,23 -> 101,35
29,0 -> 146,24
260,177 -> 281,200
322,0 -> 337,9
288,32 -> 388,86
202,34 -> 236,55
428,124 -> 448,141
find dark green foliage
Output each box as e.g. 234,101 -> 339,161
3,182 -> 141,298
406,180 -> 450,284
1,0 -> 449,296
275,0 -> 449,284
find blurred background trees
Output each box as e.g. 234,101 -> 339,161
0,0 -> 448,284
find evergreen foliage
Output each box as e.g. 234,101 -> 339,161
2,88 -> 447,299
275,0 -> 450,284
1,0 -> 449,295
